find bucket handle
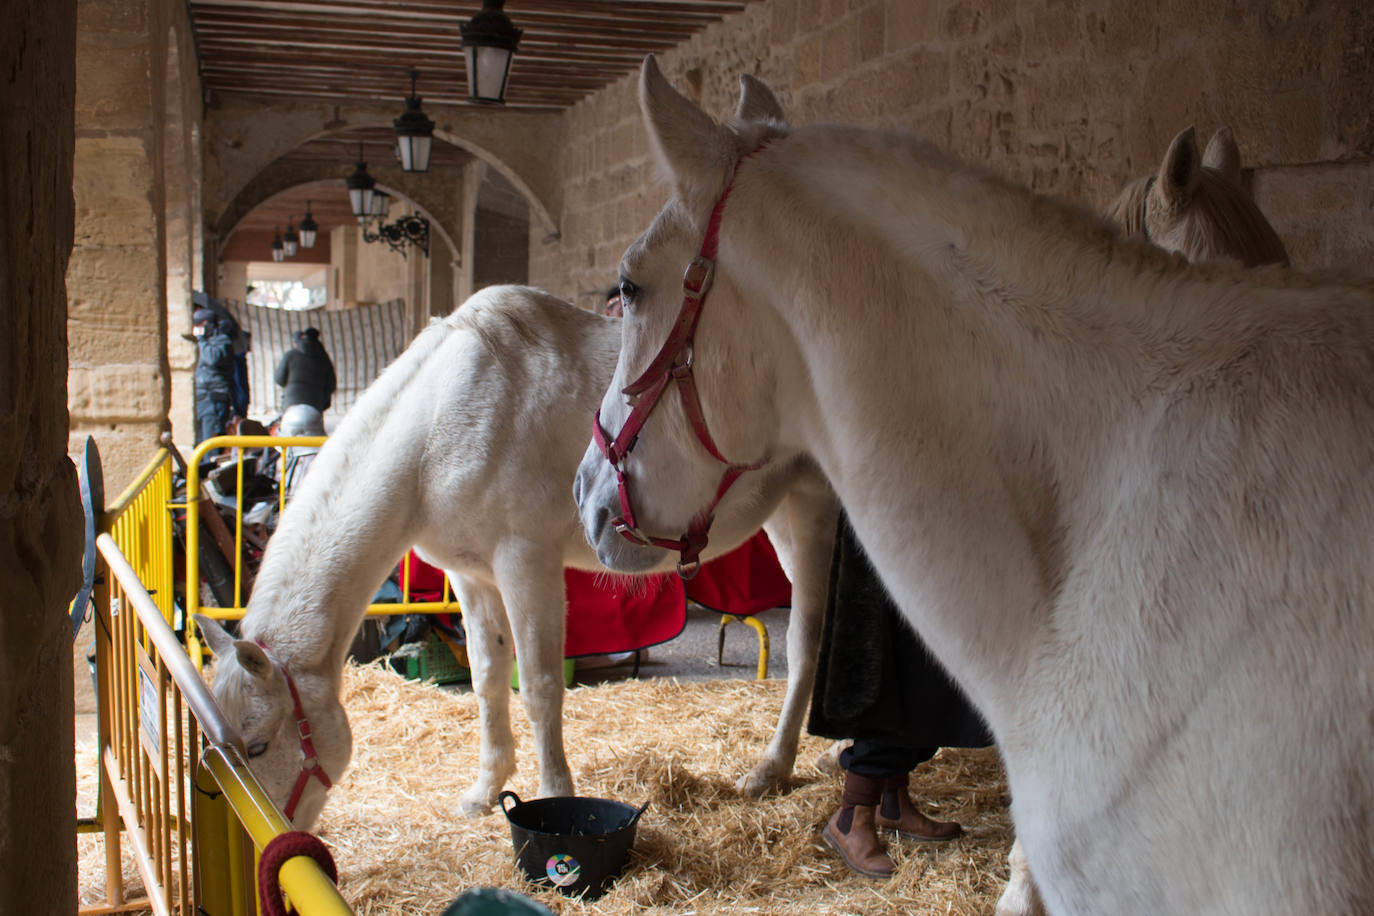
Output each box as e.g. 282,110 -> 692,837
498,790 -> 522,819
625,800 -> 650,829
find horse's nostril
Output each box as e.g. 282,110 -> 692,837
572,472 -> 583,506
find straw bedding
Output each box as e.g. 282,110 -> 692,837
79,662 -> 1014,914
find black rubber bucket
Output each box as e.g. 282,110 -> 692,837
499,791 -> 649,900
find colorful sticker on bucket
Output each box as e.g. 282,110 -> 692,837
545,853 -> 581,887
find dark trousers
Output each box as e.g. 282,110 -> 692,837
195,394 -> 232,444
840,739 -> 937,778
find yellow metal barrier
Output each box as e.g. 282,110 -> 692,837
82,443 -> 355,916
184,435 -> 464,667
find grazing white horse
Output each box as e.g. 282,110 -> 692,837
196,284 -> 837,829
996,120 -> 1295,916
574,58 -> 1374,915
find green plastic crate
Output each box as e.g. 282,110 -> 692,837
399,632 -> 471,685
512,658 -> 575,690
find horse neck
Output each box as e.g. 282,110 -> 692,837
240,414 -> 423,682
729,132 -> 1214,717
240,315 -> 474,677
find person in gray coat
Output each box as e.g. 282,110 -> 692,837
274,327 -> 336,418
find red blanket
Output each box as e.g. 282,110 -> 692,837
400,530 -> 791,658
685,531 -> 793,617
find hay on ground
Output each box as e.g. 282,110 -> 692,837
78,662 -> 1014,915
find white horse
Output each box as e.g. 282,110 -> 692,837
574,58 -> 1374,914
1104,124 -> 1289,268
996,120 -> 1295,916
196,284 -> 837,829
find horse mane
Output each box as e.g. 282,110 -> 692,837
240,310 -> 459,649
1104,175 -> 1152,240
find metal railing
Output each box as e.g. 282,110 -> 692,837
183,435 -> 464,667
81,445 -> 355,916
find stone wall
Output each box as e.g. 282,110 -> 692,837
473,209 -> 531,290
68,0 -> 205,488
353,226 -> 413,306
2,0 -> 83,911
530,0 -> 1374,303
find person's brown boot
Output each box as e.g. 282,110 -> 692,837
823,771 -> 894,878
823,803 -> 895,878
875,773 -> 962,841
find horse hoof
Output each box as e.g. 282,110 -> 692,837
814,739 -> 851,777
736,763 -> 783,797
458,793 -> 494,818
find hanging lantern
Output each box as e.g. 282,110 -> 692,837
283,219 -> 300,258
346,142 -> 376,221
270,228 -> 285,262
394,70 -> 435,172
298,201 -> 319,249
460,0 -> 522,104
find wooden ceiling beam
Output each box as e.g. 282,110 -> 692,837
191,7 -> 713,36
188,0 -> 761,111
191,0 -> 746,21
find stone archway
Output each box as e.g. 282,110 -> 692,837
204,98 -> 563,241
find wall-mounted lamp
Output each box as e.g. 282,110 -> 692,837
362,212 -> 430,259
370,189 -> 392,221
460,0 -> 522,104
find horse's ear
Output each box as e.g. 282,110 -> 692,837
639,55 -> 733,205
1202,125 -> 1242,187
734,74 -> 786,126
1157,127 -> 1201,207
195,614 -> 236,658
233,640 -> 274,681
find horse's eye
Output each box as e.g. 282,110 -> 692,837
618,278 -> 639,309
246,742 -> 268,759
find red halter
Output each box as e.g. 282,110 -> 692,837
253,641 -> 333,821
592,144 -> 770,577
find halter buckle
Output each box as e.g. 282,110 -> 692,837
613,519 -> 653,546
683,256 -> 714,300
297,719 -> 312,741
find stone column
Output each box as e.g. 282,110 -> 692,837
2,0 -> 83,912
456,159 -> 487,305
68,0 -> 174,489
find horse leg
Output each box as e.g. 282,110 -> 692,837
995,838 -> 1046,916
451,576 -> 519,816
492,539 -> 575,800
737,478 -> 839,796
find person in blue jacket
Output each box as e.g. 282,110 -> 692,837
192,308 -> 237,444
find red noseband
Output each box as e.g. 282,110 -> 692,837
253,640 -> 333,821
593,144 -> 770,577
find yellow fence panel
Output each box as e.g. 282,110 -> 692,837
183,435 -> 463,668
81,443 -> 355,916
